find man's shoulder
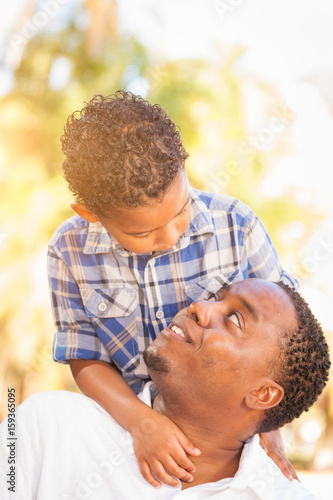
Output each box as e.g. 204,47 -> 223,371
48,215 -> 90,249
238,435 -> 321,499
18,391 -> 110,424
20,390 -> 94,410
192,189 -> 256,222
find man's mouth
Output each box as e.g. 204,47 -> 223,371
162,321 -> 192,344
170,325 -> 186,339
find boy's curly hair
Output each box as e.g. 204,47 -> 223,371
258,282 -> 331,433
61,91 -> 189,216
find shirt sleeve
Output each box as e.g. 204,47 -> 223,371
242,215 -> 299,289
47,244 -> 112,364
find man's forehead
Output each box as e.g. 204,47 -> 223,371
218,279 -> 280,296
216,279 -> 292,316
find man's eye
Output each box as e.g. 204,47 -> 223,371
228,313 -> 240,327
207,293 -> 217,301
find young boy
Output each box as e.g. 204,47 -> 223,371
48,91 -> 298,488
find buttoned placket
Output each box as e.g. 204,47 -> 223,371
144,255 -> 167,337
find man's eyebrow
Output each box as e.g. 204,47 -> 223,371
239,297 -> 259,322
217,286 -> 259,322
123,196 -> 191,236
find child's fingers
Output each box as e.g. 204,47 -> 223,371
149,460 -> 181,488
161,456 -> 195,483
265,450 -> 298,482
138,459 -> 162,489
177,432 -> 201,457
170,448 -> 197,473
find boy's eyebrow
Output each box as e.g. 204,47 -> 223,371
123,196 -> 191,236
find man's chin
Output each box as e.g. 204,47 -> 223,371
143,345 -> 171,374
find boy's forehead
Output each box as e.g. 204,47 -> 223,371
104,171 -> 190,233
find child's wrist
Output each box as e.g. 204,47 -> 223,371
127,404 -> 157,436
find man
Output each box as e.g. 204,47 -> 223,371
0,279 -> 330,499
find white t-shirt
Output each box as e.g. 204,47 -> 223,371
0,386 -> 321,499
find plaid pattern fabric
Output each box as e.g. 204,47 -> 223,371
48,189 -> 297,393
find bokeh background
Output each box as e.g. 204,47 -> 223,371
0,0 -> 332,496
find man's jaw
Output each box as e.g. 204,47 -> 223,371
143,345 -> 171,373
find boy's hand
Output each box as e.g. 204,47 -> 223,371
131,409 -> 201,488
259,430 -> 298,481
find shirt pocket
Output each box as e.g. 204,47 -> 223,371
184,271 -> 244,303
80,287 -> 137,319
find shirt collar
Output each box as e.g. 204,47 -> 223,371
83,188 -> 215,256
83,221 -> 116,255
225,433 -> 287,496
187,188 -> 215,237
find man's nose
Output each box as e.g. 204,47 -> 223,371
188,301 -> 211,327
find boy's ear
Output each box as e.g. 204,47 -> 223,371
71,202 -> 99,223
245,379 -> 284,410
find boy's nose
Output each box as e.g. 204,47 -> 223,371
188,301 -> 210,328
156,223 -> 180,248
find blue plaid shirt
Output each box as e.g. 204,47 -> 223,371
48,189 -> 297,393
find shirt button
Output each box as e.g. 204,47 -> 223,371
98,302 -> 107,312
155,309 -> 164,320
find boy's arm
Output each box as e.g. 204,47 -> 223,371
47,242 -> 113,365
259,430 -> 298,481
69,359 -> 151,432
69,359 -> 200,488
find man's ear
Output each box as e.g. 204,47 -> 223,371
71,202 -> 99,223
245,379 -> 284,410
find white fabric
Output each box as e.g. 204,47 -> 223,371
0,387 -> 320,500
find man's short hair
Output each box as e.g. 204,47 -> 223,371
61,90 -> 189,217
258,281 -> 331,433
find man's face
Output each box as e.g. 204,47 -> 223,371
97,170 -> 191,254
144,279 -> 296,410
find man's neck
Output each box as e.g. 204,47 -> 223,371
180,428 -> 244,490
153,393 -> 246,489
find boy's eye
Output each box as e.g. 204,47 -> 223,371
228,313 -> 240,327
178,202 -> 190,216
133,233 -> 151,239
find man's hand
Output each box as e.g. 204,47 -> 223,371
131,409 -> 201,488
259,430 -> 299,481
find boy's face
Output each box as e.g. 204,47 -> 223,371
98,171 -> 191,254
